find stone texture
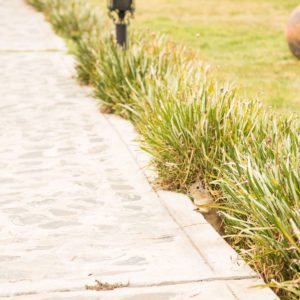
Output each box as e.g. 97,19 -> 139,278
0,0 -> 278,299
0,0 -> 65,51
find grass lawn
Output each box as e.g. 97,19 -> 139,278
92,0 -> 300,114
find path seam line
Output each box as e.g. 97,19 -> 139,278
0,275 -> 259,298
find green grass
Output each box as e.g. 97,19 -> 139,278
27,0 -> 300,298
91,0 -> 300,114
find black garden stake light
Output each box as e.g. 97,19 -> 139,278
108,0 -> 135,48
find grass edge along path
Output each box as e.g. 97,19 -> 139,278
27,1 -> 300,299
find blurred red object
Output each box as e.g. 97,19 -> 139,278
286,6 -> 300,59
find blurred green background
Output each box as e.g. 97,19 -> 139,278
92,0 -> 300,114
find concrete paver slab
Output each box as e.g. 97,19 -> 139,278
0,51 -> 215,295
0,0 -> 65,51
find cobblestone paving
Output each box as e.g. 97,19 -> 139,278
0,1 -> 279,299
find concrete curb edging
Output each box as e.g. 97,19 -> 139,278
55,17 -> 279,300
104,114 -> 279,300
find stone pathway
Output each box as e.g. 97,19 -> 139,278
0,1 -> 278,299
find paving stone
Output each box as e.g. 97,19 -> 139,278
0,0 -> 65,51
0,13 -> 214,300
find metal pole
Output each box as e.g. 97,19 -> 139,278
116,23 -> 127,48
